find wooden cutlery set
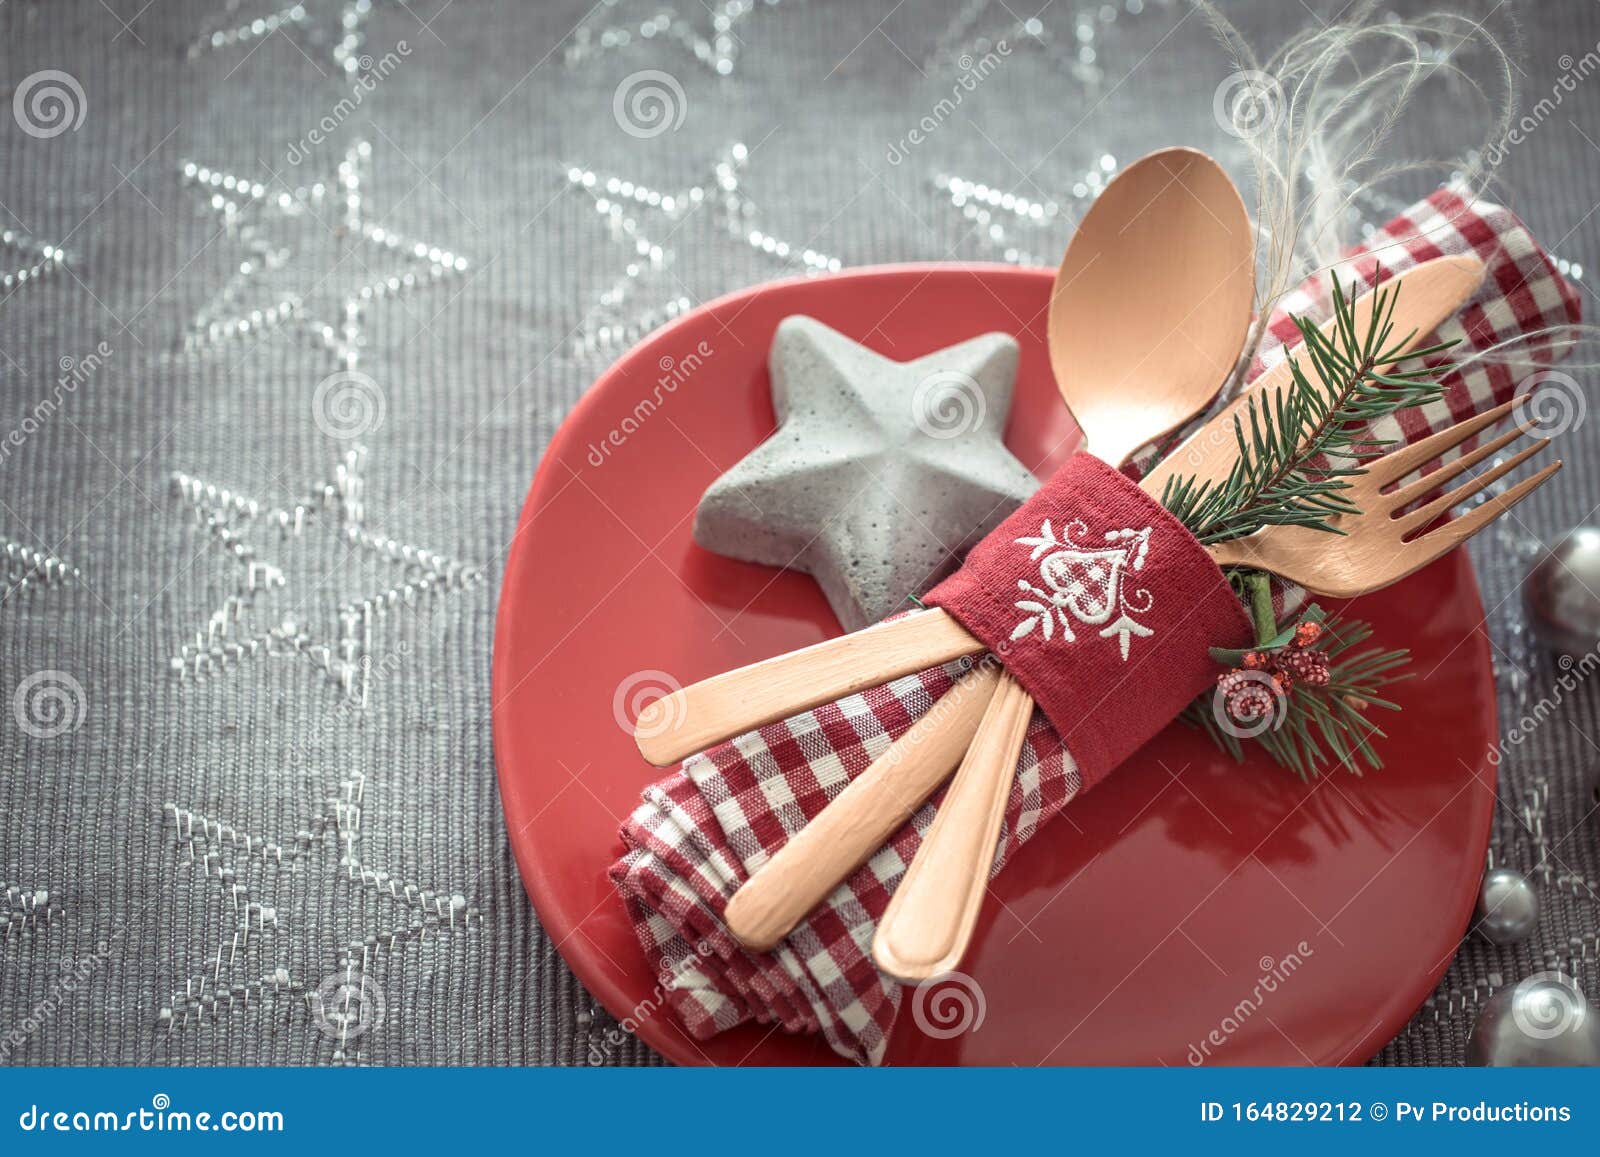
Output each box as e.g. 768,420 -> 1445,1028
630,148 -> 1558,983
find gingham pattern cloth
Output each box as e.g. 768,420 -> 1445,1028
610,190 -> 1583,1066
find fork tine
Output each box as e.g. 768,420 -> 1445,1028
1396,437 -> 1551,534
1412,459 -> 1562,553
1367,396 -> 1526,487
1385,420 -> 1539,513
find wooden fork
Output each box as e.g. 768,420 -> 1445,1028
870,395 -> 1560,980
1207,397 -> 1560,592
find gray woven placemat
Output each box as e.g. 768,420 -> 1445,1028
0,0 -> 1595,1066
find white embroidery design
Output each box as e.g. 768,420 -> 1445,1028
1010,519 -> 1155,660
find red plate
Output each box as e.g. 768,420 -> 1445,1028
493,264 -> 1496,1066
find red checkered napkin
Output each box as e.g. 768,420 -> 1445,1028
610,189 -> 1582,1066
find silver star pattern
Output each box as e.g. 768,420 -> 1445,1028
694,315 -> 1039,631
924,0 -> 1174,79
167,444 -> 482,705
0,883 -> 60,940
930,155 -> 1116,267
564,0 -> 785,76
162,770 -> 479,1061
178,140 -> 470,372
1,538 -> 79,608
563,142 -> 841,357
0,229 -> 68,300
186,0 -> 380,76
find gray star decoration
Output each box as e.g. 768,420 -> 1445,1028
694,316 -> 1039,631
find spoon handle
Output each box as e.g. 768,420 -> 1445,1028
871,671 -> 1035,981
633,608 -> 984,766
726,662 -> 1001,951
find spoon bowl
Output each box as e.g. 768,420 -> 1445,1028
1049,147 -> 1255,467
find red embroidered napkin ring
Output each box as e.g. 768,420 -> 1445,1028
927,455 -> 1254,787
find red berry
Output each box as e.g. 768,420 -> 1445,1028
1293,621 -> 1323,649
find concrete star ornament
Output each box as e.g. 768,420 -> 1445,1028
694,315 -> 1039,631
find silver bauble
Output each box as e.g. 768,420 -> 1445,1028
1525,527 -> 1600,656
1476,867 -> 1539,945
1466,974 -> 1600,1066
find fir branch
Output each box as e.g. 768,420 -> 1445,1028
1160,276 -> 1457,546
1151,275 -> 1456,780
1249,617 -> 1411,780
1179,612 -> 1411,781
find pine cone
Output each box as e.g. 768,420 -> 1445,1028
1223,676 -> 1279,724
1292,621 -> 1324,649
1216,669 -> 1250,695
1276,647 -> 1330,687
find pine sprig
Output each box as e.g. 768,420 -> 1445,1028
1155,274 -> 1456,779
1179,606 -> 1412,779
1257,617 -> 1410,777
1161,277 -> 1457,546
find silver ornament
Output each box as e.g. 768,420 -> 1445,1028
1525,527 -> 1600,656
1476,867 -> 1540,945
1467,974 -> 1600,1065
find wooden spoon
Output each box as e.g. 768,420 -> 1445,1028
1048,147 -> 1255,465
871,147 -> 1256,982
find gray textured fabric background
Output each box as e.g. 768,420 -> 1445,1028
0,0 -> 1596,1067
